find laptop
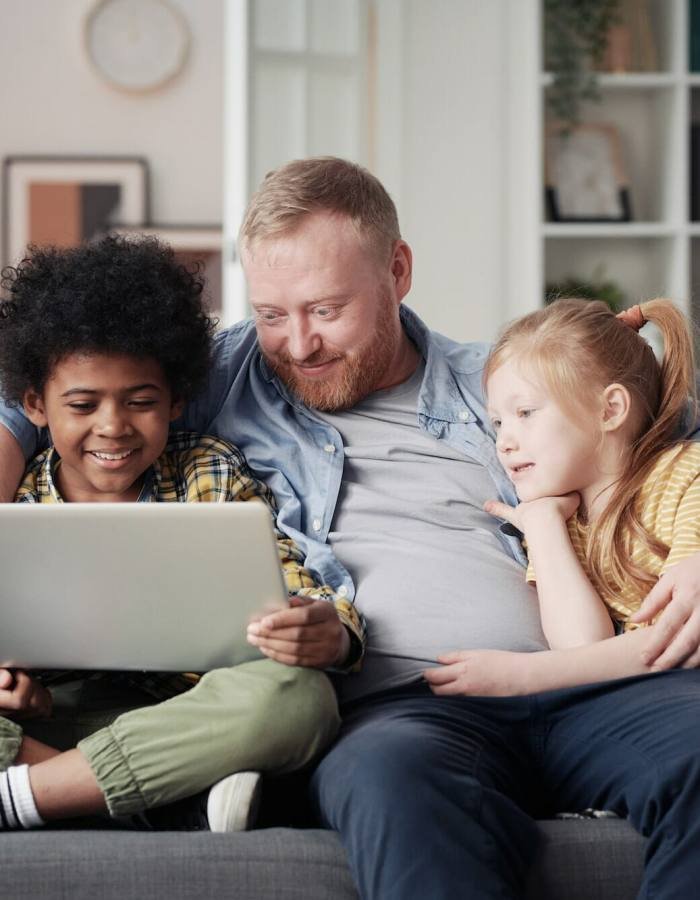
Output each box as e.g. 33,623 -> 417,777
0,502 -> 289,671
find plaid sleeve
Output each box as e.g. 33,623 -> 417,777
171,433 -> 366,669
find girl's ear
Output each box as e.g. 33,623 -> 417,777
169,397 -> 185,422
600,383 -> 632,433
23,389 -> 49,427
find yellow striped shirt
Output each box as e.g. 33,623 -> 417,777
526,443 -> 700,630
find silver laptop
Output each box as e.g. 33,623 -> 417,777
0,502 -> 288,671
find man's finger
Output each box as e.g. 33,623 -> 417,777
630,577 -> 671,623
650,625 -> 699,671
640,608 -> 690,665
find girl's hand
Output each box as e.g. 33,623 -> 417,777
484,493 -> 580,534
0,669 -> 52,718
423,650 -> 537,697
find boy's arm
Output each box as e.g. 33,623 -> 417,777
192,435 -> 365,671
0,425 -> 28,501
424,628 -> 655,696
485,496 -> 615,647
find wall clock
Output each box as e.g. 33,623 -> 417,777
85,0 -> 191,93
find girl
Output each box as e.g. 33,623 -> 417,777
424,298 -> 700,697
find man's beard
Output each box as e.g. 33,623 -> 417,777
264,296 -> 400,411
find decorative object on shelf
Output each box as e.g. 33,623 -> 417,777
544,0 -> 620,130
111,224 -> 223,317
598,0 -> 657,73
2,156 -> 149,268
84,0 -> 191,93
545,123 -> 632,222
545,269 -> 626,312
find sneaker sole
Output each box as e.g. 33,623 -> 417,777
207,771 -> 262,832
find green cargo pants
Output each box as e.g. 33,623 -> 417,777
0,659 -> 339,817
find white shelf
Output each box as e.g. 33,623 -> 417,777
541,72 -> 678,89
543,223 -> 676,239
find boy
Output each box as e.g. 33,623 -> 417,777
0,236 -> 363,831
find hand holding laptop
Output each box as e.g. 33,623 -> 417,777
247,595 -> 351,668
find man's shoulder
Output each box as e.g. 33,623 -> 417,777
401,306 -> 491,378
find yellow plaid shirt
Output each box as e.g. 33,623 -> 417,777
16,431 -> 365,698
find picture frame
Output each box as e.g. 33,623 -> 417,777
111,224 -> 223,317
2,155 -> 149,267
545,124 -> 632,222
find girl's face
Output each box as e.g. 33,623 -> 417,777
486,357 -> 606,503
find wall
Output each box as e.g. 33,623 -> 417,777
0,0 -> 224,233
375,0 -> 511,343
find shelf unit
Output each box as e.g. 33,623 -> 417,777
508,0 -> 700,353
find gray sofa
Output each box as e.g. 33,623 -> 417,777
1,819 -> 644,898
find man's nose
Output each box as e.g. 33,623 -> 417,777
287,318 -> 321,361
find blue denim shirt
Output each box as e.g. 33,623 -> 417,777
0,305 -> 525,599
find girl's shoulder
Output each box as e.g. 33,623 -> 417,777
641,442 -> 700,500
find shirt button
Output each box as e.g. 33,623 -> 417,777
312,518 -> 322,532
458,410 -> 470,422
323,444 -> 336,453
337,585 -> 349,597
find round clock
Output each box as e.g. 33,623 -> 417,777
85,0 -> 191,93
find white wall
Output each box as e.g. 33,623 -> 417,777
371,0 -> 518,343
0,0 -> 223,229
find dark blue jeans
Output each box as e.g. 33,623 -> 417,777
310,670 -> 700,899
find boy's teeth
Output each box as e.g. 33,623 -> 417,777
92,450 -> 132,460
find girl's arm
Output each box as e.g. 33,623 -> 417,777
423,627 -> 654,697
485,497 -> 615,648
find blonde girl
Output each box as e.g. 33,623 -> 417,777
424,298 -> 700,697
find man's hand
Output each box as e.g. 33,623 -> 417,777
630,553 -> 700,670
484,493 -> 580,535
247,597 -> 350,668
423,650 -> 536,697
0,669 -> 52,718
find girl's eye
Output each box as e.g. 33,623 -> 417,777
491,418 -> 501,431
518,408 -> 534,419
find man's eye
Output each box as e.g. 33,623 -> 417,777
255,310 -> 283,323
314,306 -> 338,319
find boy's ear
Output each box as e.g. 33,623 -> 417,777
169,397 -> 185,421
600,383 -> 631,433
23,389 -> 49,427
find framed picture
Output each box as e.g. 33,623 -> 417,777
545,124 -> 632,222
111,224 -> 223,317
2,156 -> 149,267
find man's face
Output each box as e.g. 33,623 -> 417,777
243,211 -> 411,411
23,352 -> 182,502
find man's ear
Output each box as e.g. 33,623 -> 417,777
389,240 -> 412,303
169,397 -> 185,421
600,383 -> 632,433
23,389 -> 49,427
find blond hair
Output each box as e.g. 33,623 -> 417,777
239,157 -> 400,262
484,298 -> 697,599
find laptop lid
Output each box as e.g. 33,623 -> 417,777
0,502 -> 288,671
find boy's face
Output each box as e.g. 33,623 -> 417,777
23,353 -> 182,502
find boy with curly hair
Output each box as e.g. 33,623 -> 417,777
0,236 -> 363,832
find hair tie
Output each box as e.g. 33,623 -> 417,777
616,304 -> 646,332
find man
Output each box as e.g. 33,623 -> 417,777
2,157 -> 700,897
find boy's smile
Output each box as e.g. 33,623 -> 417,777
23,353 -> 182,502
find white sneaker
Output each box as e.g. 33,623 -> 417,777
206,771 -> 262,832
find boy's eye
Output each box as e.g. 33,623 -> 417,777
68,402 -> 95,412
128,399 -> 157,408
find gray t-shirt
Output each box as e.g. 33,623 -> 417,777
317,362 -> 547,703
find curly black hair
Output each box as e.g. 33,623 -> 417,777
0,235 -> 216,404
